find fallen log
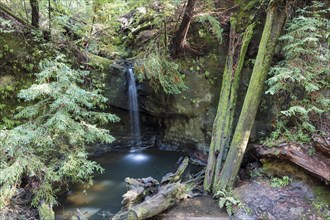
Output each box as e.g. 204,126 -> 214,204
161,157 -> 189,185
256,144 -> 330,182
313,135 -> 330,157
113,183 -> 187,220
112,157 -> 200,220
122,177 -> 159,209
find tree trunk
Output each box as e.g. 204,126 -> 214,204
313,134 -> 330,156
170,0 -> 197,57
30,0 -> 39,28
48,0 -> 51,34
216,1 -> 288,190
204,18 -> 255,192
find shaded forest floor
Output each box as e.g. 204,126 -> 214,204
154,177 -> 329,220
154,195 -> 228,220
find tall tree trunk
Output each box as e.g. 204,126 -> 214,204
216,1 -> 288,191
89,1 -> 99,36
48,0 -> 51,33
170,0 -> 197,57
204,18 -> 255,192
22,0 -> 29,21
30,0 -> 39,28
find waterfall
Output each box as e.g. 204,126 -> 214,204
127,68 -> 141,144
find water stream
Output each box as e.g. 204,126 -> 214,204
55,149 -> 186,220
127,68 -> 141,144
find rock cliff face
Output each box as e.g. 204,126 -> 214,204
140,72 -> 219,150
104,61 -> 221,151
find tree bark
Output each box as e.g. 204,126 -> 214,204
204,18 -> 255,192
30,0 -> 39,28
113,183 -> 186,220
48,0 -> 51,34
313,135 -> 330,156
170,0 -> 197,57
216,1 -> 288,190
122,177 -> 159,209
112,157 -> 191,220
256,144 -> 330,182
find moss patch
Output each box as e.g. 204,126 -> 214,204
261,158 -> 330,218
0,32 -> 50,128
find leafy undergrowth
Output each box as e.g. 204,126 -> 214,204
264,1 -> 330,146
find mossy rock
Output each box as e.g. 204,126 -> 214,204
0,75 -> 15,88
261,158 -> 330,217
261,158 -> 314,182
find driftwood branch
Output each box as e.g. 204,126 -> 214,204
112,157 -> 194,220
113,183 -> 186,220
122,177 -> 159,209
161,157 -> 189,184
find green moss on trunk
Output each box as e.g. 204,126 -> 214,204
216,1 -> 288,190
204,18 -> 255,192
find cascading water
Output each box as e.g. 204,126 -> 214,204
127,67 -> 141,144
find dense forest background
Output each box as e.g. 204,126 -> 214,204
0,0 -> 329,219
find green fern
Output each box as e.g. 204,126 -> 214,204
270,176 -> 292,188
196,15 -> 223,43
265,1 -> 330,145
135,46 -> 187,95
214,189 -> 245,216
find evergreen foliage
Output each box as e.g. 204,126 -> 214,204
195,15 -> 223,43
265,1 -> 330,145
120,0 -> 189,95
0,55 -> 119,210
136,46 -> 188,94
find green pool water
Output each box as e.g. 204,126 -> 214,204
55,149 -> 187,219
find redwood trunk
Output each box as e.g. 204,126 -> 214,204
30,0 -> 39,28
170,0 -> 197,57
216,2 -> 288,190
204,19 -> 255,192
